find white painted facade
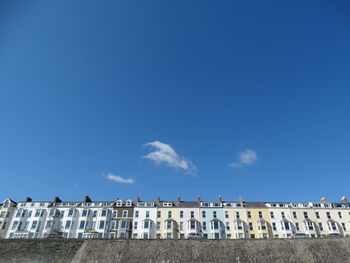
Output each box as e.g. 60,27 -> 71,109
132,202 -> 157,239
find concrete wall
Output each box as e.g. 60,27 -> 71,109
1,238 -> 350,263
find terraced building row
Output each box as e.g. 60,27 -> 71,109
1,196 -> 349,239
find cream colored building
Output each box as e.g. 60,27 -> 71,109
245,203 -> 272,239
156,200 -> 201,239
223,202 -> 249,239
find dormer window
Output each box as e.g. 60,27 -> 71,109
126,200 -> 132,207
163,203 -> 173,207
116,200 -> 122,207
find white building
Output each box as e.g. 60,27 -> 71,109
132,201 -> 157,239
6,198 -> 50,239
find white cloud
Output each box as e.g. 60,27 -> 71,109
143,141 -> 197,175
230,149 -> 257,168
104,173 -> 134,184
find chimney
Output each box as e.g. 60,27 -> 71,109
83,195 -> 92,202
239,196 -> 244,206
197,195 -> 201,202
320,197 -> 327,204
24,197 -> 32,202
53,196 -> 62,203
341,196 -> 348,203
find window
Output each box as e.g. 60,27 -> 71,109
180,211 -> 184,218
202,211 -> 206,218
120,220 -> 127,229
247,212 -> 252,218
49,209 -> 55,217
156,222 -> 160,230
318,222 -> 323,231
82,210 -> 88,217
260,221 -> 266,230
306,221 -> 314,231
281,212 -> 285,219
12,221 -> 19,230
258,211 -> 263,218
190,221 -> 196,230
213,211 -> 217,218
166,220 -> 172,229
226,222 -> 230,230
272,222 -> 277,231
249,222 -> 253,230
101,210 -> 107,217
168,211 -> 172,218
135,211 -> 139,218
134,221 -> 138,230
93,211 -> 97,218
35,210 -> 40,217
191,211 -> 194,218
65,221 -> 72,229
303,212 -> 308,219
316,212 -> 320,219
157,211 -> 161,218
295,223 -> 300,231
146,211 -> 150,218
31,221 -> 38,230
284,221 -> 290,230
202,222 -> 207,230
236,221 -> 243,230
156,234 -> 161,239
15,210 -> 21,217
99,220 -> 105,230
293,212 -> 297,219
68,210 -> 74,217
342,223 -> 346,231
270,212 -> 274,219
212,221 -> 219,230
326,212 -> 331,219
338,212 -> 342,219
143,233 -> 148,239
167,233 -> 172,239
112,211 -> 117,218
122,210 -> 128,218
79,221 -> 86,230
180,222 -> 184,231
236,212 -> 240,219
225,211 -> 229,218
328,221 -> 337,231
144,221 -> 149,229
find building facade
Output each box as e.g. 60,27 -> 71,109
1,196 -> 350,240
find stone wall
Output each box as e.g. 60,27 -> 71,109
1,238 -> 350,263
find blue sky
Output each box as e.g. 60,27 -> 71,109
1,1 -> 350,203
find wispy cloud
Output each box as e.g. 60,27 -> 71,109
143,141 -> 197,175
104,173 -> 134,184
230,149 -> 257,168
